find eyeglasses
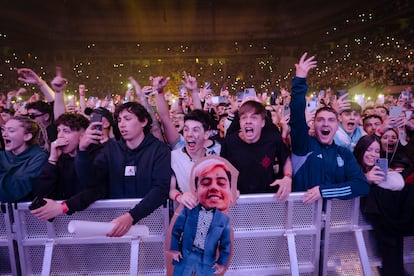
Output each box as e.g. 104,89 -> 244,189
27,113 -> 45,119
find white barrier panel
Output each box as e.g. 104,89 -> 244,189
13,199 -> 169,276
226,193 -> 322,275
6,195 -> 414,275
0,203 -> 18,276
322,198 -> 414,276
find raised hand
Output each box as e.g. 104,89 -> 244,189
15,68 -> 43,85
295,53 -> 317,78
182,71 -> 198,91
50,67 -> 67,93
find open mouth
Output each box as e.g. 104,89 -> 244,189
387,144 -> 396,150
186,141 -> 196,148
244,127 -> 254,133
4,139 -> 11,145
347,122 -> 355,127
321,130 -> 330,136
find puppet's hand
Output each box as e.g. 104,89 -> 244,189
170,250 -> 182,262
213,263 -> 225,274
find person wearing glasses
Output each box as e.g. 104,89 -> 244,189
0,116 -> 48,202
25,100 -> 57,151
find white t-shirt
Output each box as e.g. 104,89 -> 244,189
171,145 -> 220,192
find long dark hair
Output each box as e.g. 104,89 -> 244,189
354,134 -> 380,173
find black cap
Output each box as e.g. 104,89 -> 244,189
84,107 -> 114,126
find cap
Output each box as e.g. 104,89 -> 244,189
85,107 -> 114,126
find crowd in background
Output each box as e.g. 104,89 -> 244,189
1,3 -> 414,274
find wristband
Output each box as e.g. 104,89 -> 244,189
284,173 -> 292,178
174,193 -> 182,202
61,201 -> 69,214
157,87 -> 164,94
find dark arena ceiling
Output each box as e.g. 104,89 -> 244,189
0,0 -> 413,96
1,0 -> 412,49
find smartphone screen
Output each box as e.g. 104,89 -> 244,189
375,158 -> 388,178
389,106 -> 402,117
244,88 -> 256,99
90,113 -> 103,131
283,104 -> 290,116
337,90 -> 349,100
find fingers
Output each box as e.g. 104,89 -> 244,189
302,191 -> 318,204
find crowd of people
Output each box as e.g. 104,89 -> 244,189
1,50 -> 414,274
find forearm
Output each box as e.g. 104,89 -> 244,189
38,80 -> 55,102
54,93 -> 65,118
190,89 -> 202,110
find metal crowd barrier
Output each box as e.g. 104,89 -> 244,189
0,203 -> 18,276
322,198 -> 414,276
226,193 -> 322,276
2,194 -> 414,275
13,199 -> 169,276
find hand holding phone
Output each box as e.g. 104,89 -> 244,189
90,113 -> 103,131
375,158 -> 388,178
29,197 -> 47,210
389,106 -> 402,117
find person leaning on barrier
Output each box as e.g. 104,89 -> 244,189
220,100 -> 292,200
0,116 -> 48,202
354,134 -> 414,275
75,101 -> 171,237
170,109 -> 220,210
30,113 -> 105,221
289,53 -> 369,203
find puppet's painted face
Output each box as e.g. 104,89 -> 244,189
196,166 -> 232,211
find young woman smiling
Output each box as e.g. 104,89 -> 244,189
0,116 -> 48,202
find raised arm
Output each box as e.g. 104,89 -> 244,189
129,76 -> 163,141
78,84 -> 87,113
16,68 -> 55,102
151,76 -> 182,146
50,67 -> 67,119
182,71 -> 202,110
289,53 -> 317,155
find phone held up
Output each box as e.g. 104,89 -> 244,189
90,113 -> 103,131
375,158 -> 388,178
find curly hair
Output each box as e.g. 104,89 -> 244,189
55,113 -> 90,131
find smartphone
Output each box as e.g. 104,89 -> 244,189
178,85 -> 187,99
29,197 -> 47,210
319,90 -> 325,98
90,113 -> 103,131
401,91 -> 409,100
236,92 -> 244,101
389,106 -> 402,117
283,104 -> 290,116
375,158 -> 388,178
211,96 -> 223,104
337,90 -> 349,100
306,100 -> 317,113
244,88 -> 256,99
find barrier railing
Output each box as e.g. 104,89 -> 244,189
0,203 -> 18,276
226,193 -> 322,276
322,198 -> 414,276
2,194 -> 414,275
13,199 -> 169,276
